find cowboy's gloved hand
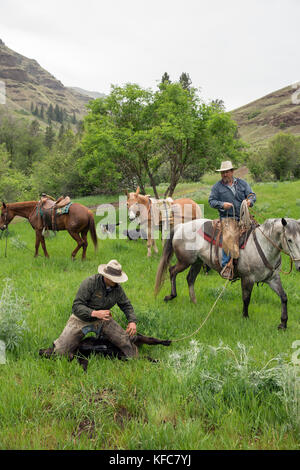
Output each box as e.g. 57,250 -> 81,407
126,322 -> 137,337
223,202 -> 233,210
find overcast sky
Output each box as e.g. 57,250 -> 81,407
1,0 -> 299,110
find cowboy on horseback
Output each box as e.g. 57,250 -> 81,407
208,161 -> 256,279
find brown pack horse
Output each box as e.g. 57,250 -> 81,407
126,187 -> 202,257
0,201 -> 98,259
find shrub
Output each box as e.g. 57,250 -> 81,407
247,150 -> 270,182
0,279 -> 29,351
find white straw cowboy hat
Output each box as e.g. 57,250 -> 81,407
98,259 -> 128,283
216,160 -> 236,172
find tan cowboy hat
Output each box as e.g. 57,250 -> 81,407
216,160 -> 236,172
98,259 -> 128,283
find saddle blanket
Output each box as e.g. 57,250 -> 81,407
197,220 -> 252,250
150,197 -> 173,225
55,202 -> 73,215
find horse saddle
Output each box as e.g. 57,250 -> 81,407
198,220 -> 253,250
41,195 -> 71,210
149,197 -> 174,226
38,195 -> 72,231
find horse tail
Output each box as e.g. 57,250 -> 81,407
154,229 -> 175,296
88,211 -> 98,251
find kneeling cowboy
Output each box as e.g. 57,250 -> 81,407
52,260 -> 138,358
208,161 -> 256,279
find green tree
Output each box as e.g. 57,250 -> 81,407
161,72 -> 171,84
80,82 -> 245,197
0,144 -> 31,201
179,72 -> 192,91
80,84 -> 154,195
44,124 -> 55,150
266,133 -> 298,180
47,104 -> 54,123
247,149 -> 269,182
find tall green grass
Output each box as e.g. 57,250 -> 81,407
0,181 -> 300,449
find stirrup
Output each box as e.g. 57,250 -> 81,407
220,263 -> 234,280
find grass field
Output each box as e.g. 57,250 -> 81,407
0,179 -> 300,450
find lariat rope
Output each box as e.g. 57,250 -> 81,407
171,280 -> 230,343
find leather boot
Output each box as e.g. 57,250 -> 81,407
220,259 -> 234,280
101,319 -> 138,358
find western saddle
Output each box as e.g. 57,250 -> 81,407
38,193 -> 71,232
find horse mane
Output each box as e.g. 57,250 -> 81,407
5,201 -> 38,209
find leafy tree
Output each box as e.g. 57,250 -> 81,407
179,72 -> 192,91
161,72 -> 171,84
80,82 -> 246,197
0,116 -> 45,174
0,144 -> 31,201
266,133 -> 298,180
210,99 -> 226,111
247,149 -> 270,182
44,124 -> 55,150
80,84 -> 154,194
47,104 -> 54,122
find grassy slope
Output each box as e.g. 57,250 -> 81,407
231,84 -> 300,148
0,179 -> 300,449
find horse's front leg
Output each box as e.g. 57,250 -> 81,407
35,231 -> 45,258
147,219 -> 152,257
40,234 -> 50,258
152,238 -> 159,254
241,277 -> 254,318
266,274 -> 288,329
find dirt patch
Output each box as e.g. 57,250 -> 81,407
114,405 -> 133,428
88,388 -> 116,407
73,418 -> 96,439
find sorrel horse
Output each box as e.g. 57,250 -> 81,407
0,201 -> 98,259
126,187 -> 202,257
155,217 -> 300,329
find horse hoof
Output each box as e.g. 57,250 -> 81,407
277,323 -> 287,330
164,295 -> 175,302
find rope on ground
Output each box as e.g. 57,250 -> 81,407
171,279 -> 230,343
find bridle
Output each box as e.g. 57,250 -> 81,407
1,207 -> 9,230
257,225 -> 300,274
127,197 -> 151,223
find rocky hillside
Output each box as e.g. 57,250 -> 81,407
231,84 -> 300,147
0,39 -> 93,122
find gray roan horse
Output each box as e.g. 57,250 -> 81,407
155,217 -> 300,329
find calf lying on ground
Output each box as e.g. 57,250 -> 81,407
39,332 -> 171,371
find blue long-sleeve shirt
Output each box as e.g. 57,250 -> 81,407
208,178 -> 256,220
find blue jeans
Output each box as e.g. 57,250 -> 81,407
222,250 -> 231,268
